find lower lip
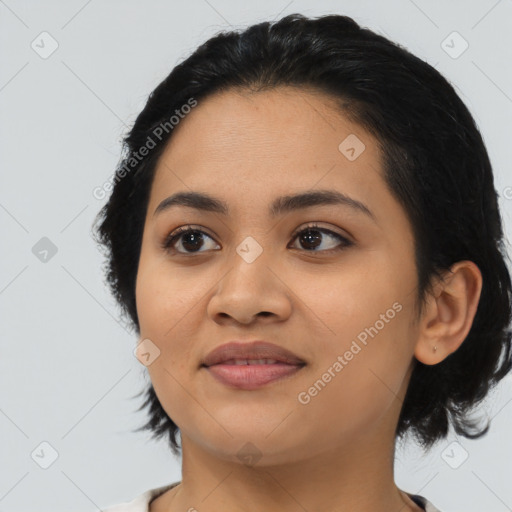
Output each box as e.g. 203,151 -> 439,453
204,363 -> 305,390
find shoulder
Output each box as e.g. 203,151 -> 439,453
102,482 -> 180,512
407,493 -> 443,512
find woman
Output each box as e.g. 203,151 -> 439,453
93,13 -> 512,512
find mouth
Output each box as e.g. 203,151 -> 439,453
202,360 -> 306,390
201,341 -> 306,390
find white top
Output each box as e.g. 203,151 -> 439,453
102,481 -> 442,511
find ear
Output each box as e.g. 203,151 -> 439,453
414,261 -> 483,365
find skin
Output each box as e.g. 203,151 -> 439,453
134,86 -> 482,512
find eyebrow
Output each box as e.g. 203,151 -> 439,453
153,189 -> 375,221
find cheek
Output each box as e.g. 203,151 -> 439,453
135,256 -> 210,383
298,263 -> 400,351
135,256 -> 202,338
302,257 -> 416,399
135,270 -> 169,337
135,265 -> 200,427
293,309 -> 414,452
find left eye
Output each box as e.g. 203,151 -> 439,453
289,225 -> 353,252
162,224 -> 353,254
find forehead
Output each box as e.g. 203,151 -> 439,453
150,86 -> 384,206
164,86 -> 366,155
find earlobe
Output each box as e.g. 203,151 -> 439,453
414,261 -> 483,366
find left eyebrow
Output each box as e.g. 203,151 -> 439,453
153,189 -> 376,221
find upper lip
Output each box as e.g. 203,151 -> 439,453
201,341 -> 306,367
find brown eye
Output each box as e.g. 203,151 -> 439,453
162,227 -> 220,254
289,223 -> 353,253
162,223 -> 353,256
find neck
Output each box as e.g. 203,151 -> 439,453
151,413 -> 422,512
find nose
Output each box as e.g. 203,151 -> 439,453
206,252 -> 293,326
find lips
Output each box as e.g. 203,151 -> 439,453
201,340 -> 306,390
201,340 -> 306,368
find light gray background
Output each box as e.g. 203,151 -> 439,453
1,1 -> 511,511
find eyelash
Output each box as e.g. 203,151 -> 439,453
161,223 -> 354,255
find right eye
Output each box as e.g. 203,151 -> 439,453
162,226 -> 220,254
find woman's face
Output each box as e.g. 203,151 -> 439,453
135,87 -> 421,464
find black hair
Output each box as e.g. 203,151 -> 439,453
92,13 -> 512,457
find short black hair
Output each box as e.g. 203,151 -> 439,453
92,13 -> 512,457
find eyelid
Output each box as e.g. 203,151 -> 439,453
161,224 -> 217,250
290,221 -> 353,243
